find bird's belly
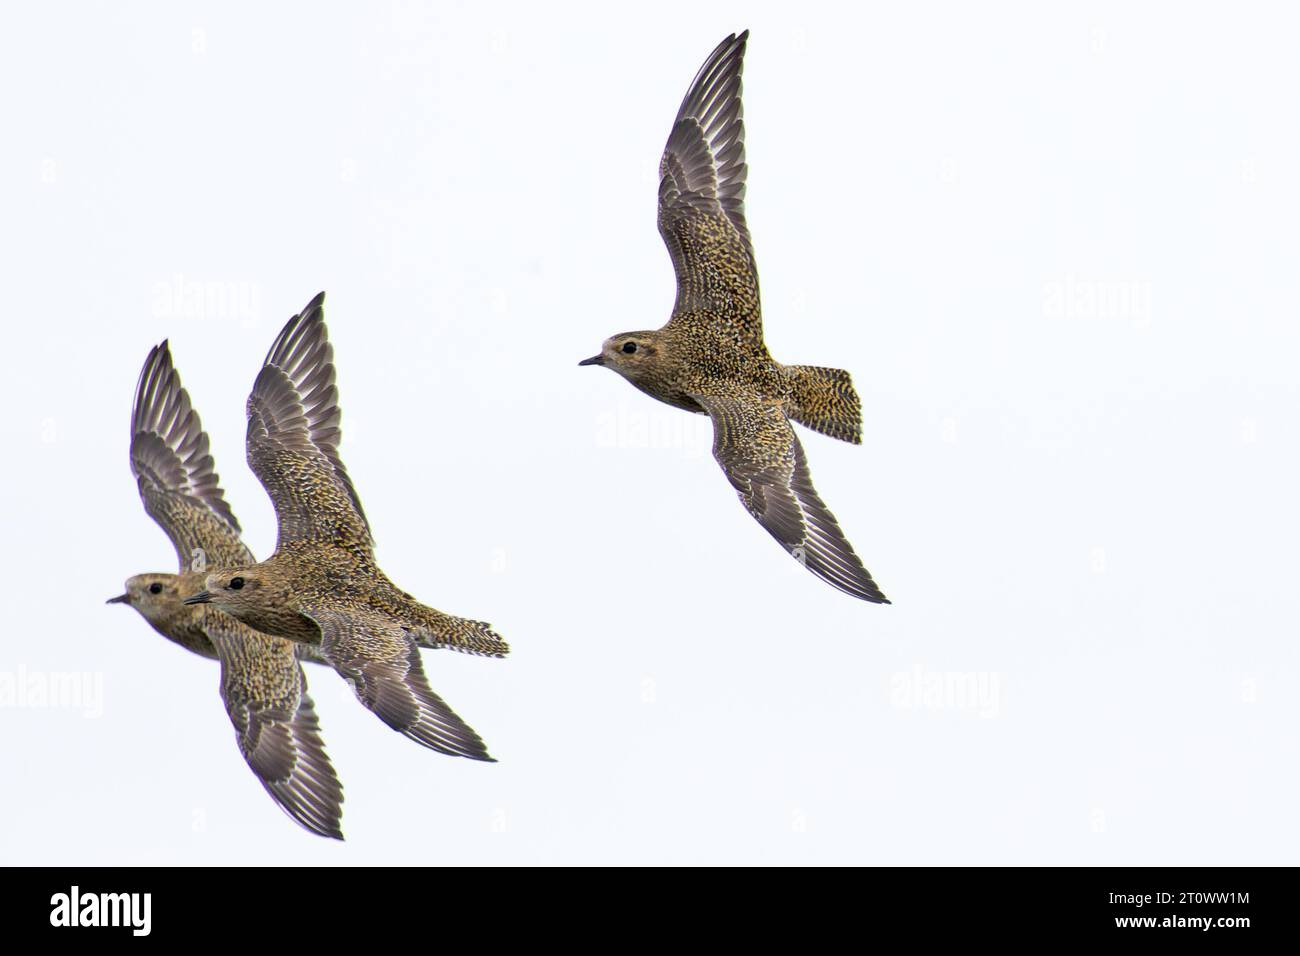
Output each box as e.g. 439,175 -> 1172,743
159,623 -> 218,660
222,604 -> 320,645
631,379 -> 706,414
275,612 -> 324,645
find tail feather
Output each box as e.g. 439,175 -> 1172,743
786,365 -> 862,444
405,608 -> 510,658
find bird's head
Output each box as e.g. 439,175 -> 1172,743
183,568 -> 269,622
107,573 -> 186,628
579,331 -> 667,387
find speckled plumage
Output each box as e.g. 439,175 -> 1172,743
110,342 -> 345,839
187,293 -> 507,761
581,31 -> 889,603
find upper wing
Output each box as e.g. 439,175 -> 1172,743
205,617 -> 345,840
131,342 -> 254,572
306,607 -> 494,761
659,31 -> 761,325
694,392 -> 890,603
246,292 -> 373,550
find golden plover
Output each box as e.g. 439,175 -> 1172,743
109,342 -> 345,839
185,293 -> 508,760
580,31 -> 890,603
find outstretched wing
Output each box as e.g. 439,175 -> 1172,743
246,292 -> 373,550
659,31 -> 761,327
694,392 -> 889,603
206,617 -> 345,840
306,607 -> 494,761
131,342 -> 254,572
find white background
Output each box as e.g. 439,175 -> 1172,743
1,2 -> 1297,865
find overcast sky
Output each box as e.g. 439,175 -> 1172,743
1,1 -> 1297,864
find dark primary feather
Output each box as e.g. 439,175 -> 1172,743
695,393 -> 890,603
307,608 -> 494,761
246,292 -> 373,550
662,31 -> 752,252
207,621 -> 345,840
659,31 -> 759,322
131,342 -> 253,572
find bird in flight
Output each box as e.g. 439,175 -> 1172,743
185,293 -> 509,760
109,341 -> 345,839
580,31 -> 890,603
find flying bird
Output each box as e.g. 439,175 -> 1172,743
109,342 -> 345,839
185,292 -> 508,760
579,31 -> 890,603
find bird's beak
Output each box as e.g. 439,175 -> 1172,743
578,354 -> 604,367
183,591 -> 212,606
106,593 -> 130,605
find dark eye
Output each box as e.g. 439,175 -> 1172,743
229,577 -> 245,590
148,582 -> 163,595
622,342 -> 638,354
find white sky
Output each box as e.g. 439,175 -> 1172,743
1,1 -> 1297,864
